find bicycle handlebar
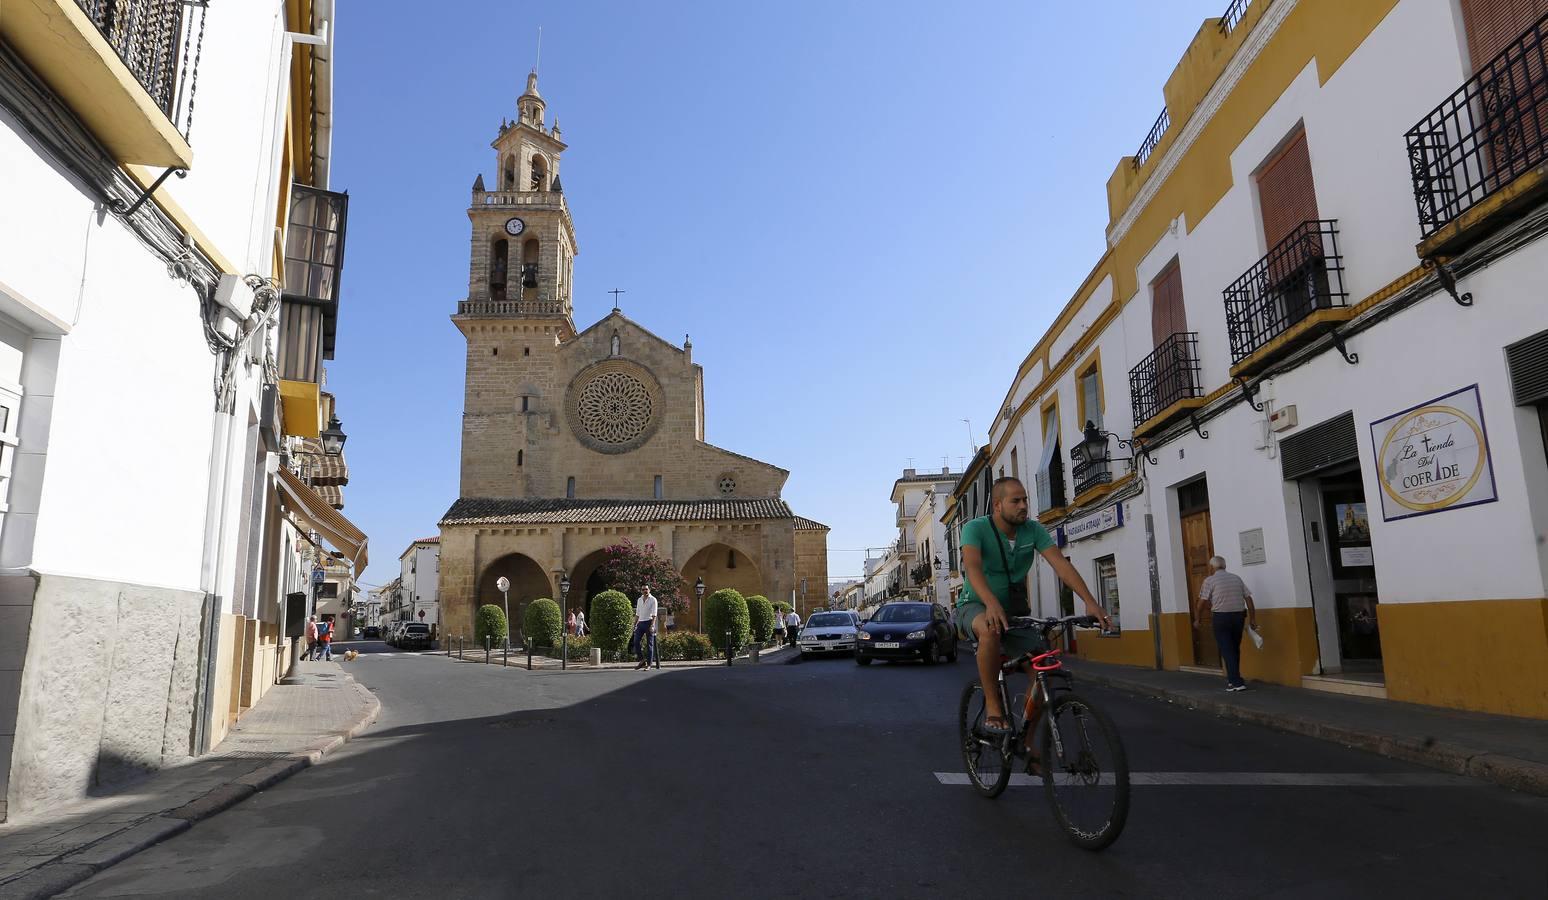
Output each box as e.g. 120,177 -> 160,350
1006,615 -> 1102,632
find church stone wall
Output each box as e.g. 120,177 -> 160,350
794,529 -> 831,617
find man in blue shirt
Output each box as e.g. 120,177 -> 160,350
958,477 -> 1110,734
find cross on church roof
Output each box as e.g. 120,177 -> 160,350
608,288 -> 626,312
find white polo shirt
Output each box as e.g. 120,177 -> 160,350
635,594 -> 658,622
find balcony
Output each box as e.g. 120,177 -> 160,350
1129,332 -> 1205,438
1034,467 -> 1067,520
456,300 -> 566,317
0,1 -> 205,166
1406,13 -> 1548,257
472,190 -> 569,214
1225,220 -> 1351,377
278,185 -> 350,438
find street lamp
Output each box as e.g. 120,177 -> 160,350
496,575 -> 511,650
319,414 -> 347,456
932,554 -> 943,605
559,572 -> 571,668
694,577 -> 705,632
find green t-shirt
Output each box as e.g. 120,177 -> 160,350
957,515 -> 1056,611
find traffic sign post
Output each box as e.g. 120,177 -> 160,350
496,576 -> 511,651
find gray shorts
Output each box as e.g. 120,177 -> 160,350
954,601 -> 1047,658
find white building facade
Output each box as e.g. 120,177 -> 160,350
958,0 -> 1548,718
0,1 -> 368,820
397,537 -> 440,628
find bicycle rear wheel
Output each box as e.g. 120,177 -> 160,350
958,679 -> 1012,798
1038,692 -> 1130,850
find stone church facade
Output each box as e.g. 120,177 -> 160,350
439,73 -> 827,638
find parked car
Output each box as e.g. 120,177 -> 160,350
399,622 -> 432,650
387,621 -> 406,646
855,602 -> 957,665
362,625 -> 380,640
797,611 -> 859,659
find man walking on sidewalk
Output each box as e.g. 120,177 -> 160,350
304,615 -> 319,661
773,610 -> 786,646
1196,556 -> 1257,691
785,608 -> 801,646
631,585 -> 658,669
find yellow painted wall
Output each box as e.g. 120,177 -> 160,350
1072,628 -> 1155,667
209,614 -> 239,748
1378,599 -> 1548,719
1157,612 -> 1194,669
1240,606 -> 1319,685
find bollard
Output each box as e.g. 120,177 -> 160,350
485,635 -> 491,664
503,637 -> 509,667
526,638 -> 533,671
726,628 -> 733,667
561,631 -> 568,671
457,636 -> 464,660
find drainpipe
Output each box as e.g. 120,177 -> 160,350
1141,470 -> 1164,671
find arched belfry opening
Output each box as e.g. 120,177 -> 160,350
521,238 -> 540,292
490,238 -> 509,300
502,155 -> 516,191
530,154 -> 548,191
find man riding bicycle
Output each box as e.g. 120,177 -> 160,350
957,477 -> 1111,737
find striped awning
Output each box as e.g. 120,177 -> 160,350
277,465 -> 368,572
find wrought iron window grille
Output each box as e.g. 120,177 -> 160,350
1218,0 -> 1253,36
1406,12 -> 1548,240
1223,219 -> 1347,364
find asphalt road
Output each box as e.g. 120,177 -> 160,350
64,642 -> 1548,898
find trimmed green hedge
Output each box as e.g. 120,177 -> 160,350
523,598 -> 562,647
660,631 -> 715,660
589,590 -> 635,656
704,589 -> 749,650
745,595 -> 774,643
475,604 -> 509,646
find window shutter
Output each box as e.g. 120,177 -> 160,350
1460,0 -> 1548,74
1256,131 -> 1320,250
1280,411 -> 1358,481
1506,328 -> 1548,405
1151,262 -> 1187,347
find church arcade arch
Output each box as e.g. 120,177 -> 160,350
477,553 -> 551,633
679,541 -> 764,631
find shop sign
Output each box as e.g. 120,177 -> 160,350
1057,503 -> 1124,545
1370,384 -> 1497,522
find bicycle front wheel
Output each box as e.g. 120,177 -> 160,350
1038,692 -> 1130,850
958,679 -> 1012,798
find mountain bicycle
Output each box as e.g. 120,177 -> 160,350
957,614 -> 1130,850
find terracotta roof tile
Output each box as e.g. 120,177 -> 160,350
793,515 -> 830,531
440,497 -> 794,526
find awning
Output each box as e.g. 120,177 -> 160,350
276,465 -> 368,572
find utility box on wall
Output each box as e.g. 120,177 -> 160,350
1269,404 -> 1298,432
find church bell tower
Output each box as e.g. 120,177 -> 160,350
454,70 -> 577,498
460,70 -> 576,321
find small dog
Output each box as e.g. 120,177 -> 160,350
342,649 -> 359,662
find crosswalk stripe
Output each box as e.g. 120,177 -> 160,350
933,771 -> 1474,787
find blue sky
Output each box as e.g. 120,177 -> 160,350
328,0 -> 1226,588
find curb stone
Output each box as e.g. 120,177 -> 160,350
0,672 -> 381,900
1074,667 -> 1548,797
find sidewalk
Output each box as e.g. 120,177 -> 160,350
0,661 -> 379,900
1067,659 -> 1548,796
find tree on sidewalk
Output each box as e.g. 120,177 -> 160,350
595,538 -> 686,613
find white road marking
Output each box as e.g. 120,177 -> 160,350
934,771 -> 1474,787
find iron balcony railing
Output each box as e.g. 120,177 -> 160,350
1134,107 -> 1171,169
457,300 -> 566,316
1224,220 -> 1348,364
1219,0 -> 1253,35
1406,12 -> 1548,239
75,0 -> 207,139
1129,332 -> 1202,426
1070,454 -> 1112,499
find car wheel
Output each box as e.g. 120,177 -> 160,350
922,640 -> 936,665
948,641 -> 959,663
856,654 -> 872,666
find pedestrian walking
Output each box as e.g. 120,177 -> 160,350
773,611 -> 787,645
1195,556 -> 1258,692
319,617 -> 335,661
575,609 -> 587,637
566,608 -> 577,636
785,609 -> 801,646
630,586 -> 658,669
304,615 -> 318,661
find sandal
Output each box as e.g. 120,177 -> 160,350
980,714 -> 1012,736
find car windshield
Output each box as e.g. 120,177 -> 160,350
806,614 -> 850,627
872,604 -> 931,623
406,624 -> 429,632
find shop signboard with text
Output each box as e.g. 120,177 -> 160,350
1370,384 -> 1497,522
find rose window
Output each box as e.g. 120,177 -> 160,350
576,371 -> 653,446
718,475 -> 737,495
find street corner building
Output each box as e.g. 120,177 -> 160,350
945,0 -> 1548,719
436,73 -> 828,637
0,1 -> 368,822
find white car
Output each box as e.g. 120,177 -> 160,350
798,611 -> 859,658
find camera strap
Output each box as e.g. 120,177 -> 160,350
991,520 -> 1014,578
